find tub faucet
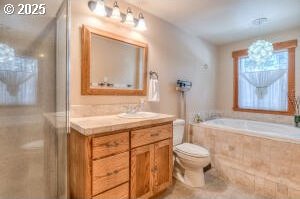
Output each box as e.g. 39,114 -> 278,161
206,113 -> 221,121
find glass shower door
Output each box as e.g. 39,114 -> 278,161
0,0 -> 69,198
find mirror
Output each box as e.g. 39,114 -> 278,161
81,25 -> 148,95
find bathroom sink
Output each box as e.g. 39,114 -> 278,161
118,112 -> 159,119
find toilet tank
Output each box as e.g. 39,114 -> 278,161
173,119 -> 185,146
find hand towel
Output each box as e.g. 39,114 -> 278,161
148,78 -> 160,102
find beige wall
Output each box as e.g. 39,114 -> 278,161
216,28 -> 300,111
70,0 -> 218,117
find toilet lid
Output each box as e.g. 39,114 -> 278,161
175,143 -> 209,158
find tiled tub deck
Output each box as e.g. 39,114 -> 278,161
191,123 -> 300,199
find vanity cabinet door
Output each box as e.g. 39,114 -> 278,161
153,139 -> 173,194
130,144 -> 154,199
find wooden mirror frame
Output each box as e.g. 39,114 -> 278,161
81,25 -> 148,96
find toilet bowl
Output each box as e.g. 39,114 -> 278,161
173,119 -> 210,187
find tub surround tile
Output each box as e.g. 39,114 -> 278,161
269,141 -> 300,185
255,176 -> 276,199
255,176 -> 266,197
262,178 -> 276,199
276,183 -> 288,199
243,137 -> 271,174
233,169 -> 255,192
288,188 -> 300,199
70,113 -> 175,136
191,124 -> 300,199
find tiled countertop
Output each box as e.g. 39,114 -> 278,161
70,113 -> 176,136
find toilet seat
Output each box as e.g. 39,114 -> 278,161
175,143 -> 209,158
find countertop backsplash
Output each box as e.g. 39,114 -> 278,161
70,103 -> 151,118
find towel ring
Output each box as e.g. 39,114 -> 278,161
150,71 -> 159,79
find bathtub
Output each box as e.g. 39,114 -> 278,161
190,118 -> 300,198
201,118 -> 300,144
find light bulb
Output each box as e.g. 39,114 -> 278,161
136,13 -> 147,31
90,0 -> 107,16
110,1 -> 121,21
124,8 -> 135,26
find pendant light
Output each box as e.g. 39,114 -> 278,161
88,0 -> 107,17
248,39 -> 273,64
248,17 -> 273,64
124,8 -> 135,26
110,1 -> 121,21
136,13 -> 147,31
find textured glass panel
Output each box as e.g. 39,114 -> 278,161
0,1 -> 69,199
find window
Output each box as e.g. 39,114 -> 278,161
232,40 -> 297,115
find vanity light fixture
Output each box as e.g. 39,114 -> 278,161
110,1 -> 122,21
136,13 -> 147,31
88,0 -> 107,17
125,8 -> 135,26
87,1 -> 147,31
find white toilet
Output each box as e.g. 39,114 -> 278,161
173,119 -> 210,187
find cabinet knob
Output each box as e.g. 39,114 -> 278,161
113,170 -> 119,174
151,166 -> 158,173
106,170 -> 119,177
105,141 -> 119,147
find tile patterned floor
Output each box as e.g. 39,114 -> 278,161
156,170 -> 267,199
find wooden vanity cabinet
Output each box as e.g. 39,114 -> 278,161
69,122 -> 173,199
69,130 -> 130,199
130,124 -> 173,199
130,139 -> 172,199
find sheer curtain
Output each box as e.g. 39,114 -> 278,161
0,56 -> 37,105
238,50 -> 288,111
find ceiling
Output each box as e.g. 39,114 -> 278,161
126,0 -> 300,45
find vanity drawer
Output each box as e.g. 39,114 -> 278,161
93,182 -> 129,199
131,123 -> 172,148
92,152 -> 129,195
92,132 -> 129,159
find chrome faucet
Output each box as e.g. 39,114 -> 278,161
127,105 -> 140,114
124,99 -> 146,114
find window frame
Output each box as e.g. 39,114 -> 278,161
232,39 -> 297,115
